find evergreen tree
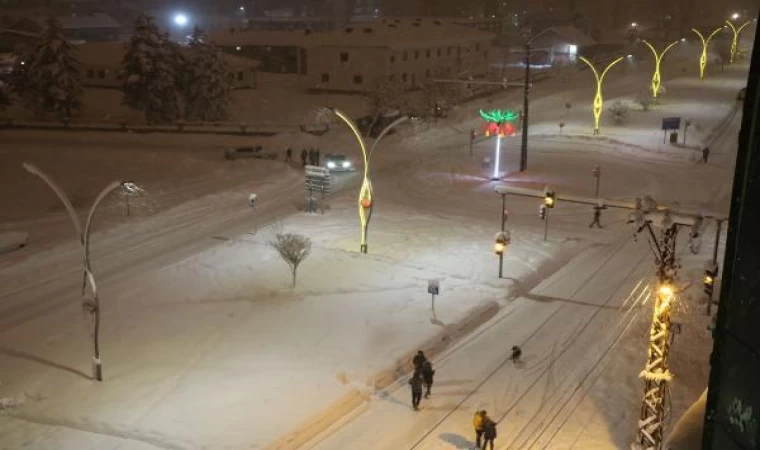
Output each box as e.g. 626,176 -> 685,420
16,17 -> 82,118
182,27 -> 232,121
122,14 -> 181,124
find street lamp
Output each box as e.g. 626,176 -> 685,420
173,13 -> 189,27
22,162 -> 141,382
330,108 -> 408,254
691,28 -> 723,81
725,19 -> 752,64
479,108 -> 518,180
579,56 -> 625,135
731,12 -> 740,20
641,39 -> 680,99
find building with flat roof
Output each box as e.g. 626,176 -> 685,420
209,18 -> 494,92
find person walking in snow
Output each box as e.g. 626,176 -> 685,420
510,345 -> 522,364
589,205 -> 606,229
413,350 -> 427,371
300,148 -> 308,167
421,360 -> 435,398
702,146 -> 710,163
285,147 -> 293,163
409,370 -> 424,410
473,410 -> 486,448
481,413 -> 497,450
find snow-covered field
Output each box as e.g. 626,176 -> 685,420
0,35 -> 751,450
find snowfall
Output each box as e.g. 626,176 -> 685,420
0,36 -> 752,450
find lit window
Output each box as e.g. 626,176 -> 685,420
567,45 -> 578,55
340,52 -> 349,62
354,75 -> 363,84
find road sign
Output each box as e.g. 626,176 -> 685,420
661,117 -> 681,130
305,165 -> 331,213
427,279 -> 440,295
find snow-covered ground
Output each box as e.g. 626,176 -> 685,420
0,36 -> 750,450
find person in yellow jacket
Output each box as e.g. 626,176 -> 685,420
473,410 -> 485,448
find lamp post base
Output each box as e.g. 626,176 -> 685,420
360,244 -> 367,254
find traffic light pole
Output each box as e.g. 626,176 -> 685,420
499,194 -> 506,278
520,43 -> 531,172
544,209 -> 549,242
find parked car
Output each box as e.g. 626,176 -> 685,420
323,153 -> 354,172
224,146 -> 278,161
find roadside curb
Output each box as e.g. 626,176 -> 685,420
265,300 -> 500,450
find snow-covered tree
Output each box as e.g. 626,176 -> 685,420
122,14 -> 181,124
366,80 -> 406,137
182,27 -> 232,121
15,17 -> 82,118
269,232 -> 311,287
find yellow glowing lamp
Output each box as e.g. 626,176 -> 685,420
544,190 -> 556,208
659,285 -> 674,297
704,275 -> 714,285
494,241 -> 506,255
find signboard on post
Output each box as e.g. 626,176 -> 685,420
305,165 -> 331,214
427,279 -> 440,295
661,117 -> 681,130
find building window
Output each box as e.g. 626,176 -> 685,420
353,75 -> 363,84
414,50 -> 419,60
457,47 -> 461,57
425,69 -> 430,78
87,69 -> 94,78
237,71 -> 243,81
403,51 -> 408,61
321,73 -> 330,83
484,51 -> 488,58
426,49 -> 430,58
340,52 -> 349,62
476,43 -> 480,51
437,48 -> 441,57
447,47 -> 452,56
411,73 -> 416,87
97,69 -> 105,79
402,73 -> 408,82
390,55 -> 396,63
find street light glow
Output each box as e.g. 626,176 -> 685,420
174,13 -> 189,27
732,13 -> 740,20
659,285 -> 673,297
631,22 -> 638,28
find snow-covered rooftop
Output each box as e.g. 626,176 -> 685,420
541,26 -> 598,46
209,20 -> 494,50
74,41 -> 260,69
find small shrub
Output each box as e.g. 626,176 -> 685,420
608,100 -> 629,125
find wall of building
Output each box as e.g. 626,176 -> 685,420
307,45 -> 388,91
81,65 -> 257,89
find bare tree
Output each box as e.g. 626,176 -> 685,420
637,91 -> 654,111
608,100 -> 630,125
269,232 -> 312,287
366,80 -> 406,137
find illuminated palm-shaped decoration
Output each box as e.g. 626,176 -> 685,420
692,28 -> 723,81
479,109 -> 518,180
579,56 -> 624,135
642,40 -> 680,99
331,108 -> 407,254
725,20 -> 752,64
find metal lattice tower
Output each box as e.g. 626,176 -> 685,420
635,224 -> 679,450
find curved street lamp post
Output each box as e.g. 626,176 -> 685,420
642,40 -> 680,99
579,56 -> 625,135
725,19 -> 752,64
331,109 -> 408,254
691,28 -> 723,81
23,162 -> 141,382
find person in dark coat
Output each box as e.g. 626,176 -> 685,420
421,360 -> 435,397
510,345 -> 522,364
481,414 -> 497,450
702,146 -> 710,163
412,350 -> 427,371
589,205 -> 606,228
285,147 -> 292,163
409,370 -> 424,410
300,149 -> 308,167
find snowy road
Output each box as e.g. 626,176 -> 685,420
303,93 -> 743,450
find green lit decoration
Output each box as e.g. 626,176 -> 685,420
479,109 -> 518,180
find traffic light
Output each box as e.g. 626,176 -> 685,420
544,190 -> 556,208
539,204 -> 547,220
704,268 -> 716,298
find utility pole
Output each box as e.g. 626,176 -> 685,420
520,43 -> 530,172
593,165 -> 601,197
499,194 -> 506,278
706,219 -> 723,316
